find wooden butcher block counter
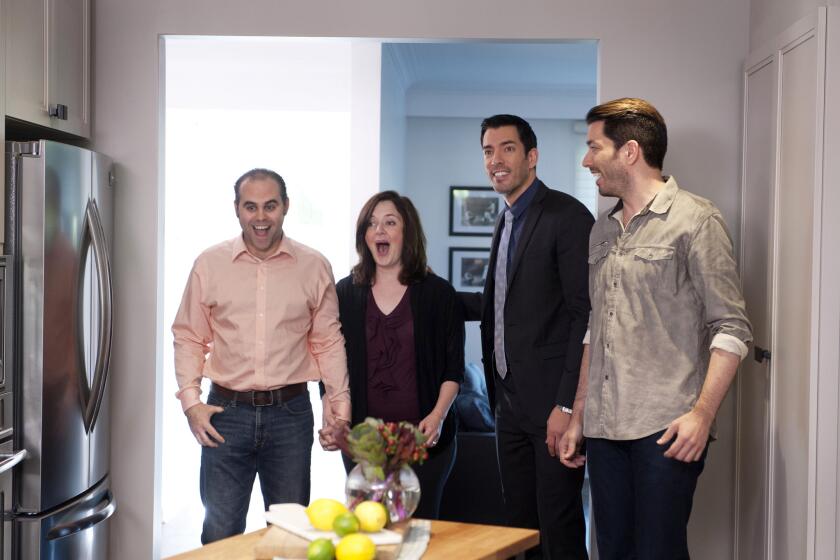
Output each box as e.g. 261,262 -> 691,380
165,519 -> 539,560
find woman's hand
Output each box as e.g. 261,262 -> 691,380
420,381 -> 459,448
318,419 -> 347,451
418,412 -> 445,447
319,399 -> 348,451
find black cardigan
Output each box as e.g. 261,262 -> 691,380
336,273 -> 465,451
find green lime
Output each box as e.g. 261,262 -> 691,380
332,511 -> 360,537
308,537 -> 335,560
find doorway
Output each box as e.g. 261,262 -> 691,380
160,35 -> 598,556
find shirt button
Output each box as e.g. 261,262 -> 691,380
609,311 -> 613,317
605,374 -> 610,380
613,282 -> 617,287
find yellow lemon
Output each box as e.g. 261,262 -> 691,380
307,537 -> 335,560
353,500 -> 388,532
305,498 -> 349,531
335,533 -> 375,560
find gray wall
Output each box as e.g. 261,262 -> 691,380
750,0 -> 840,50
92,1 -> 750,557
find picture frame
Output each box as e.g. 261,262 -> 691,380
448,186 -> 504,236
449,247 -> 492,291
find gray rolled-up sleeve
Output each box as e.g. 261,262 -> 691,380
687,212 -> 753,346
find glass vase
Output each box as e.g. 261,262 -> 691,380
345,463 -> 421,523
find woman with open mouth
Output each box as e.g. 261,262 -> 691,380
335,190 -> 465,520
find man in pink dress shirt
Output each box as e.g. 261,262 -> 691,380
172,168 -> 350,544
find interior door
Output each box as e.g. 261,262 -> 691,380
735,53 -> 776,560
770,27 -> 817,560
735,12 -> 822,560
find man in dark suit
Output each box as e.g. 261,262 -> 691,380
461,115 -> 593,559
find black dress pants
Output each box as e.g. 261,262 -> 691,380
496,380 -> 588,559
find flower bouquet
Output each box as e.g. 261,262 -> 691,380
337,417 -> 429,523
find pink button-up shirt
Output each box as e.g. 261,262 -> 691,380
172,234 -> 350,421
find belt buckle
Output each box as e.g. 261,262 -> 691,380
252,390 -> 274,407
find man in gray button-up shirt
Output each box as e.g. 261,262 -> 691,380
559,98 -> 752,559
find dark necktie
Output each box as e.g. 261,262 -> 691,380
493,209 -> 513,379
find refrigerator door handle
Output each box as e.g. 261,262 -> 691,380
77,198 -> 113,433
0,449 -> 27,475
45,490 -> 116,541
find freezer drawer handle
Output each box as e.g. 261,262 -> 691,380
0,449 -> 27,475
46,490 -> 116,541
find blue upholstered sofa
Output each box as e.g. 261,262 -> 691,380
438,364 -> 506,525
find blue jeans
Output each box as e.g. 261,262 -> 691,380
199,388 -> 313,544
586,430 -> 708,560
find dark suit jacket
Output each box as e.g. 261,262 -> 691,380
462,181 -> 593,427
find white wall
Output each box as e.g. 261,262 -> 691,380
407,86 -> 596,120
161,38 -> 369,554
379,46 -> 408,192
165,37 -> 353,113
92,1 -> 750,558
349,41 -> 382,259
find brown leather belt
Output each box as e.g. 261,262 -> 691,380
210,382 -> 307,407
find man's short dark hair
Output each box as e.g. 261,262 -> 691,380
585,98 -> 667,170
233,168 -> 288,203
480,114 -> 538,153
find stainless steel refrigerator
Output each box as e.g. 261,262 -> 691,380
2,140 -> 116,559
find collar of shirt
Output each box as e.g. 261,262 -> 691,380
608,176 -> 679,231
506,177 -> 540,219
230,232 -> 297,263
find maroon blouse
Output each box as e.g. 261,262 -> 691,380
365,288 -> 420,424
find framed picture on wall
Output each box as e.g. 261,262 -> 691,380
449,247 -> 492,291
449,186 -> 504,236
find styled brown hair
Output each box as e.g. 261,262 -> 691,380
585,98 -> 667,170
351,191 -> 429,285
351,191 -> 428,286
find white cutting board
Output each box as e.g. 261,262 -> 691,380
265,503 -> 403,545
